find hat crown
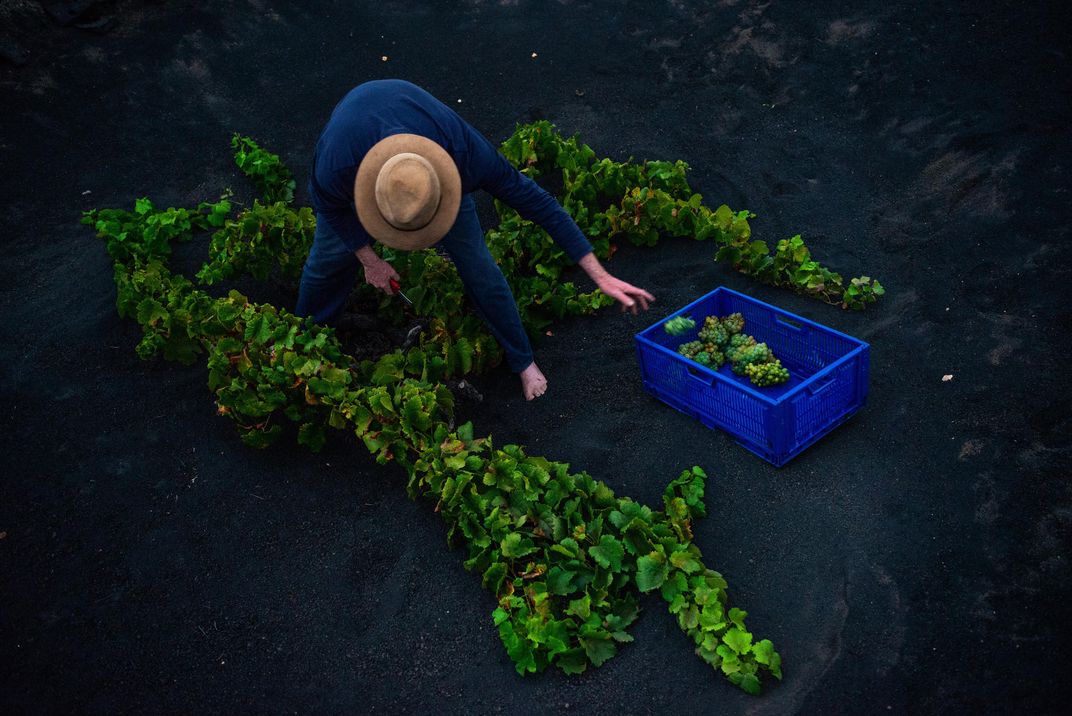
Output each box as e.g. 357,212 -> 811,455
374,152 -> 441,230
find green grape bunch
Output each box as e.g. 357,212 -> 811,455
745,360 -> 790,387
720,313 -> 745,336
698,316 -> 728,348
677,340 -> 704,359
725,334 -> 757,363
703,348 -> 726,369
730,343 -> 774,375
675,313 -> 790,388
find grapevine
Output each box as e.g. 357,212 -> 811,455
498,121 -> 883,311
81,127 -> 806,694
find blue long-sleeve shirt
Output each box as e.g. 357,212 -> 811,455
308,79 -> 593,262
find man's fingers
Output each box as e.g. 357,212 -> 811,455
627,284 -> 655,303
625,286 -> 651,311
605,280 -> 654,314
611,287 -> 639,314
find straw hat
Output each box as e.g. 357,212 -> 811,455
354,134 -> 462,250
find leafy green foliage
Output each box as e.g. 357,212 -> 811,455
842,274 -> 885,310
82,195 -> 231,264
497,120 -> 879,310
664,315 -> 696,336
197,200 -> 315,284
636,552 -> 670,592
84,127 -> 786,694
231,133 -> 296,204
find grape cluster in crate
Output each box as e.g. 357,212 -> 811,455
665,313 -> 791,388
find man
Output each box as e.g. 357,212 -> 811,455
296,79 -> 654,400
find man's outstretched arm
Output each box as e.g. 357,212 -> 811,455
469,132 -> 655,313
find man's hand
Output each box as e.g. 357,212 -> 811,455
577,252 -> 655,315
596,274 -> 655,314
355,245 -> 400,294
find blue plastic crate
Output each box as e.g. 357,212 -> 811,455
635,287 -> 870,466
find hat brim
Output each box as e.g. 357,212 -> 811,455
354,134 -> 462,251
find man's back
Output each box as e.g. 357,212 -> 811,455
311,79 -> 478,208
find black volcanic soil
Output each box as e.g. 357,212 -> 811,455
2,1 -> 1070,713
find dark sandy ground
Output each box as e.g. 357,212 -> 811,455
2,1 -> 1070,713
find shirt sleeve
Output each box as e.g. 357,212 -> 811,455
464,127 -> 594,263
318,205 -> 370,253
310,166 -> 372,252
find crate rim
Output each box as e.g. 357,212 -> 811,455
635,286 -> 870,407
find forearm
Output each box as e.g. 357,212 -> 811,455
577,252 -> 609,285
355,244 -> 380,267
481,156 -> 592,262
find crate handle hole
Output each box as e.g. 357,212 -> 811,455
806,374 -> 837,396
686,365 -> 717,386
775,316 -> 805,332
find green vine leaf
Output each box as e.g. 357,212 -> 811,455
589,534 -> 625,571
581,637 -> 617,667
636,552 -> 670,592
723,627 -> 753,655
501,532 -> 536,559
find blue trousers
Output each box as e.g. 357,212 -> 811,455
295,195 -> 535,373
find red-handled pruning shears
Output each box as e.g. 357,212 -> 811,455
389,278 -> 413,306
390,278 -> 426,348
